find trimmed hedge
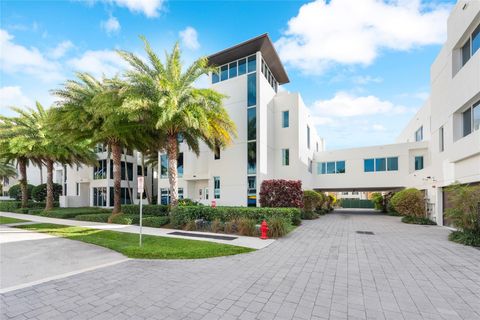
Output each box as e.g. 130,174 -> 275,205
0,200 -> 59,212
401,216 -> 436,225
170,206 -> 301,229
142,216 -> 170,228
76,213 -> 111,222
110,214 -> 145,225
121,204 -> 170,216
40,207 -> 109,219
390,188 -> 425,217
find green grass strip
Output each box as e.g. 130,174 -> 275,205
18,223 -> 254,259
0,216 -> 29,224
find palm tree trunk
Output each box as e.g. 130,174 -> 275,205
39,164 -> 43,184
45,159 -> 54,211
124,153 -> 133,204
111,143 -> 122,216
166,134 -> 178,207
18,158 -> 28,208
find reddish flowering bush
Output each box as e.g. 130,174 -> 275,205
259,180 -> 304,208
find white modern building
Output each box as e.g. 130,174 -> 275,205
158,0 -> 480,226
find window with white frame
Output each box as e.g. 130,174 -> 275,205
282,149 -> 289,166
415,126 -> 423,142
439,126 -> 444,152
214,176 -> 220,199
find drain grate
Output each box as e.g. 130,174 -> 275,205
356,231 -> 375,235
168,231 -> 238,241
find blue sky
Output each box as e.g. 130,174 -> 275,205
0,0 -> 455,150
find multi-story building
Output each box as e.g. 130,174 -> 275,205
54,146 -> 157,207
158,0 -> 479,226
157,34 -> 324,206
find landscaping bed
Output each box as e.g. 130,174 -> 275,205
401,216 -> 436,225
17,223 -> 254,259
0,216 -> 29,224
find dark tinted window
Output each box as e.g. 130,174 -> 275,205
247,142 -> 256,174
247,55 -> 256,72
364,159 -> 374,172
229,62 -> 237,78
220,65 -> 228,81
238,58 -> 246,75
248,107 -> 256,140
247,73 -> 256,107
463,108 -> 472,137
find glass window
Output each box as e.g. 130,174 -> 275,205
229,62 -> 237,78
177,153 -> 183,178
415,126 -> 423,142
307,126 -> 311,149
472,24 -> 480,56
387,157 -> 398,171
160,154 -> 168,178
248,107 -> 256,140
238,58 -> 246,75
247,55 -> 256,73
364,159 -> 374,172
473,101 -> 480,131
212,69 -> 219,84
282,149 -> 289,166
93,187 -> 107,207
247,142 -> 256,174
282,110 -> 289,128
415,156 -> 424,171
247,73 -> 256,107
463,108 -> 472,137
336,161 -> 345,173
93,160 -> 106,180
220,65 -> 228,81
439,126 -> 444,152
214,146 -> 220,160
317,162 -> 326,175
376,158 -> 386,172
462,40 -> 471,66
214,176 -> 220,199
326,162 -> 335,174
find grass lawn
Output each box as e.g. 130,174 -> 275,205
18,223 -> 255,259
0,216 -> 29,224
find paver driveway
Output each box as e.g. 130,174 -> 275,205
2,210 -> 480,320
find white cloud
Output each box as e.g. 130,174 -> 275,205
0,86 -> 33,115
372,124 -> 386,131
50,40 -> 74,59
276,0 -> 450,74
352,75 -> 383,85
68,50 -> 129,77
0,29 -> 63,82
101,16 -> 121,35
312,92 -> 409,117
103,0 -> 164,17
179,27 -> 200,50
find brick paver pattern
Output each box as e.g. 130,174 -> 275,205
2,211 -> 480,320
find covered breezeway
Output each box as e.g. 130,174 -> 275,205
315,187 -> 404,209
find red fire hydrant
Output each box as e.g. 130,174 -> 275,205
260,220 -> 269,240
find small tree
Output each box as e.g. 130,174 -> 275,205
303,190 -> 322,212
259,180 -> 303,208
445,183 -> 480,233
390,188 -> 425,217
371,192 -> 384,211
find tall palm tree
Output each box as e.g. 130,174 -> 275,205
33,103 -> 98,210
51,74 -> 150,216
0,107 -> 45,207
118,37 -> 237,206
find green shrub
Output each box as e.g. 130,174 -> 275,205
40,207 -> 108,219
237,218 -> 257,236
8,184 -> 35,200
31,183 -> 62,202
0,201 -> 20,212
76,213 -> 111,222
142,216 -> 169,228
401,216 -> 436,225
444,183 -> 480,232
267,216 -> 289,238
301,210 -> 319,220
303,190 -> 322,212
178,198 -> 202,206
27,209 -> 43,215
390,188 -> 425,217
170,206 -> 301,229
121,204 -> 170,216
449,230 -> 480,247
15,208 -> 30,214
371,192 -> 384,211
110,215 -> 134,225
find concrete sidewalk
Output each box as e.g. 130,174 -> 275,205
0,211 -> 274,249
